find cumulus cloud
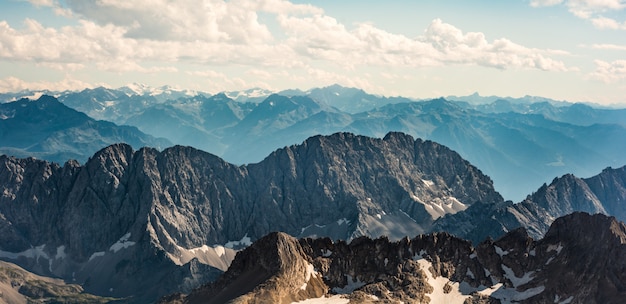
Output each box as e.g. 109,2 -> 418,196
77,0 -> 270,43
62,0 -> 320,43
278,16 -> 569,71
531,0 -> 626,29
589,59 -> 626,82
0,76 -> 95,92
0,0 -> 573,85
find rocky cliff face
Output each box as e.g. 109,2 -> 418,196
175,212 -> 626,304
1,131 -> 625,302
0,144 -> 226,303
432,165 -> 626,243
246,132 -> 503,241
178,232 -> 327,304
0,132 -> 502,302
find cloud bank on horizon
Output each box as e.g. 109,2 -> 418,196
1,0 -> 626,105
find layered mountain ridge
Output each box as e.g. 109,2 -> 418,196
432,165 -> 626,243
168,212 -> 626,304
3,86 -> 625,202
1,132 -> 625,302
0,95 -> 171,164
0,132 -> 502,302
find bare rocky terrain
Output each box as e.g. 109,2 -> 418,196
0,131 -> 624,302
169,212 -> 626,304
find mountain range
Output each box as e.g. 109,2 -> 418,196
168,212 -> 626,304
0,95 -> 171,164
2,85 -> 625,201
1,132 -> 625,302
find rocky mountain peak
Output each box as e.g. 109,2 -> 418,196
251,132 -> 503,240
4,131 -> 625,302
171,212 -> 626,304
543,212 -> 626,246
182,232 -> 325,304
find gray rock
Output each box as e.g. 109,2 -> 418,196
176,212 -> 626,304
0,132 -> 502,302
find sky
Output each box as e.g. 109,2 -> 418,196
1,0 -> 626,105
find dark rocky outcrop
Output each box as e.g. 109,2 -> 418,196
174,213 -> 626,304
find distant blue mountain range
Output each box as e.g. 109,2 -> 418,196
1,84 -> 625,201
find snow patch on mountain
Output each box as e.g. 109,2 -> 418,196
224,234 -> 252,249
0,244 -> 49,261
300,263 -> 318,290
502,265 -> 534,287
416,259 -> 472,303
88,251 -> 105,262
495,245 -> 509,257
55,246 -> 67,260
480,283 -> 546,302
291,295 -> 349,304
336,218 -> 350,225
169,243 -> 236,271
109,233 -> 135,253
547,243 -> 563,254
422,196 -> 467,219
224,88 -> 274,102
119,83 -> 201,98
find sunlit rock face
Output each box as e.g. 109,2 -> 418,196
174,213 -> 626,304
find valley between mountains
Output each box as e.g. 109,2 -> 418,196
0,86 -> 625,303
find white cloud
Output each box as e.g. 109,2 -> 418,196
0,76 -> 95,92
186,69 -> 273,91
278,16 -> 570,71
95,61 -> 178,74
0,0 -> 574,92
64,0 -> 275,43
530,0 -> 564,7
27,0 -> 55,7
254,0 -> 323,15
187,70 -> 228,79
589,43 -> 626,50
589,59 -> 626,82
36,62 -> 85,71
567,0 -> 626,19
420,19 -> 569,71
531,0 -> 626,29
246,69 -> 274,79
571,0 -> 626,10
591,16 -> 626,29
